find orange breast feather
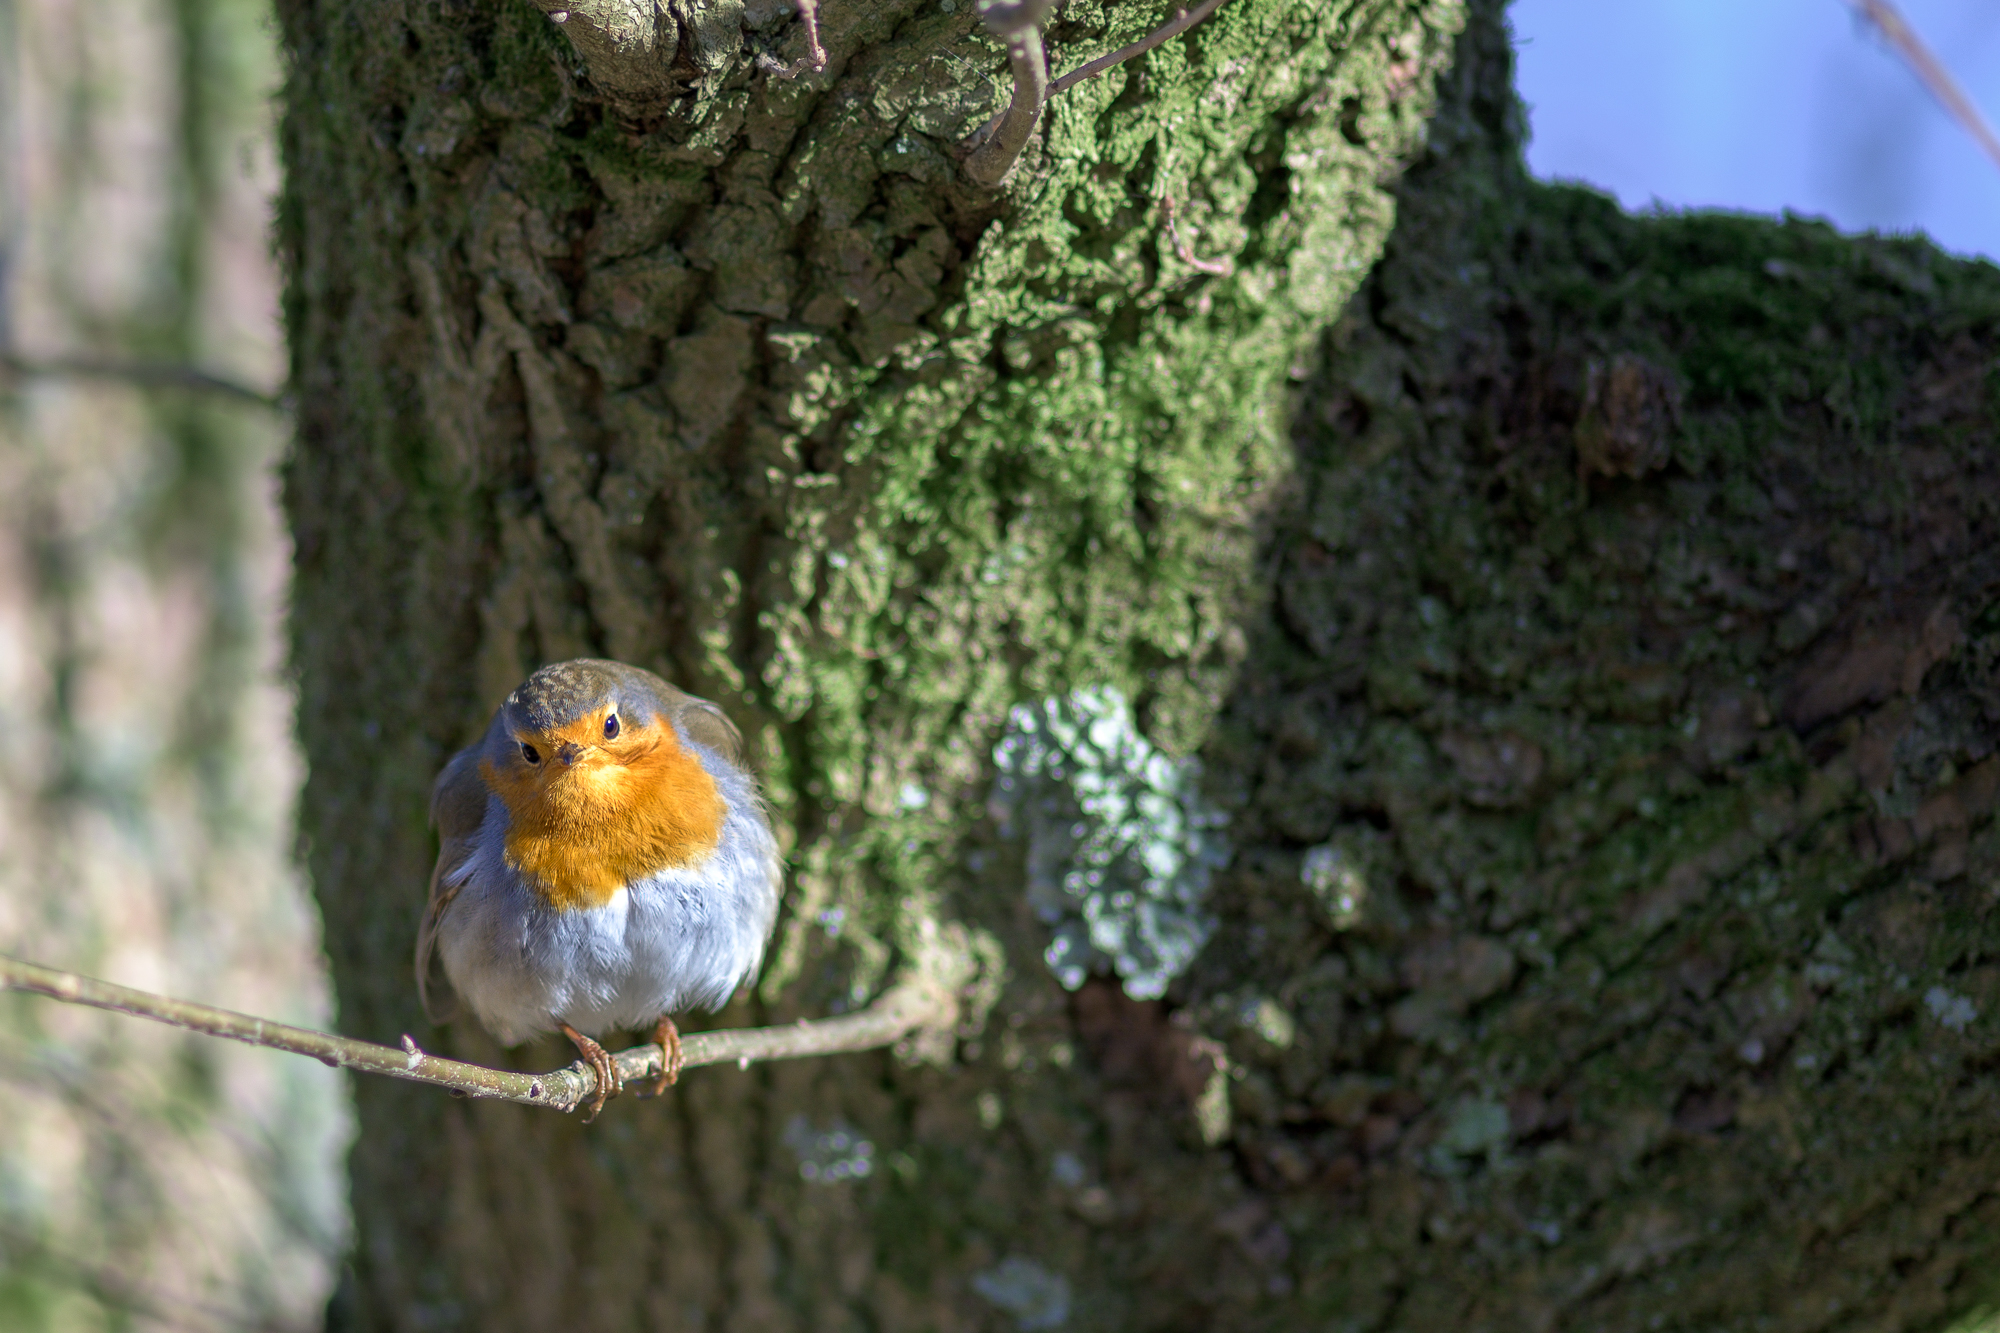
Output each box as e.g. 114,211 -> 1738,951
484,713 -> 725,911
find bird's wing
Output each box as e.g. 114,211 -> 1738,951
675,697 -> 747,770
415,744 -> 488,1023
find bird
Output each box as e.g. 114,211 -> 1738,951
415,659 -> 782,1120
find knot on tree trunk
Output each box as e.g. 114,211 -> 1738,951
528,0 -> 754,111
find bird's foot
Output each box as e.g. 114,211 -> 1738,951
645,1015 -> 683,1098
559,1021 -> 621,1122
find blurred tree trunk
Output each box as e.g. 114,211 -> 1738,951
284,0 -> 2000,1329
0,0 -> 344,1325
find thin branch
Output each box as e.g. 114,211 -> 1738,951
756,0 -> 828,80
1161,195 -> 1232,276
1849,0 -> 2000,175
961,0 -> 1234,190
0,350 -> 280,408
1047,0 -> 1232,98
963,0 -> 1056,188
0,954 -> 954,1116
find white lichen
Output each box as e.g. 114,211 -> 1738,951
972,1256 -> 1072,1330
1924,986 -> 1978,1033
1301,840 -> 1370,930
782,1116 -> 875,1183
1236,994 -> 1296,1049
991,689 -> 1229,1000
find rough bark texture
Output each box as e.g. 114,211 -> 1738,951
1207,35 -> 2000,1330
284,0 -> 2000,1328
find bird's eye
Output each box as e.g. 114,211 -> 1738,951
603,713 -> 620,740
520,742 -> 541,764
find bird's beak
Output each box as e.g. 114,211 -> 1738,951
555,741 -> 586,767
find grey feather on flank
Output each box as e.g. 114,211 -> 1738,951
431,746 -> 488,840
416,747 -> 487,1023
675,701 -> 745,768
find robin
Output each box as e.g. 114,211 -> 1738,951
416,659 -> 782,1120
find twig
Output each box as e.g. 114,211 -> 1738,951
0,954 -> 953,1115
962,0 -> 1234,189
1849,0 -> 2000,175
964,0 -> 1056,188
1047,0 -> 1233,98
0,350 -> 280,408
756,0 -> 828,80
1161,195 -> 1232,276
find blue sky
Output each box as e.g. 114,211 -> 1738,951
1510,0 -> 2000,262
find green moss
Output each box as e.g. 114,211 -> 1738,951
1184,6 -> 2000,1323
291,0 -> 2000,1326
682,0 -> 1472,988
286,0 -> 1474,1319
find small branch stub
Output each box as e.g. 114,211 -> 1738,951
1161,196 -> 1233,276
0,954 -> 959,1116
756,0 -> 828,80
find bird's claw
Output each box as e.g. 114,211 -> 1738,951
644,1015 -> 683,1098
559,1021 -> 622,1122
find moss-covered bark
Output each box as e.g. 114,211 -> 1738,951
285,0 -> 2000,1327
1194,16 -> 2000,1331
282,0 -> 1460,1325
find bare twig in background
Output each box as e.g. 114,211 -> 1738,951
1048,0 -> 1233,98
757,0 -> 828,80
1161,196 -> 1233,275
0,954 -> 957,1115
1849,0 -> 2000,175
0,349 -> 280,408
964,0 -> 1235,187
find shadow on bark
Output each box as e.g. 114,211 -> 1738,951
1181,9 -> 2000,1329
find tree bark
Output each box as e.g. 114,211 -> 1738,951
283,0 -> 2000,1328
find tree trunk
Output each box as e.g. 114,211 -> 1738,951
0,0 -> 343,1323
282,0 -> 2000,1327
